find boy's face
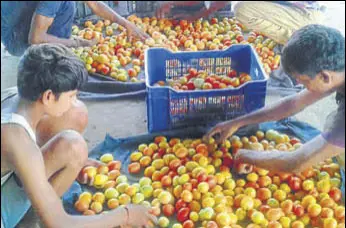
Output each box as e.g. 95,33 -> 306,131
293,72 -> 333,94
43,90 -> 78,117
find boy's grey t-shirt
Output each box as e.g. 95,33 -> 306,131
322,85 -> 345,150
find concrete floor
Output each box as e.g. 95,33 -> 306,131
1,2 -> 344,227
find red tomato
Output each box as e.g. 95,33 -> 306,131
228,69 -> 237,78
186,82 -> 195,90
288,177 -> 302,191
329,187 -> 342,202
222,154 -> 233,167
157,148 -> 166,157
205,77 -> 215,84
175,199 -> 187,212
211,18 -> 218,25
293,204 -> 304,217
290,137 -> 301,145
188,68 -> 198,77
163,204 -> 175,217
177,207 -> 190,223
183,220 -> 195,228
197,173 -> 208,183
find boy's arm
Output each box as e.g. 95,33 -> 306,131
206,89 -> 330,142
2,125 -> 130,228
235,135 -> 345,173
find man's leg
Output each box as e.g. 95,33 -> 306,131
36,99 -> 88,147
234,1 -> 324,44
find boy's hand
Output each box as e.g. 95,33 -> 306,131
233,150 -> 254,174
124,21 -> 150,42
77,158 -> 104,185
125,205 -> 158,227
73,37 -> 98,47
85,158 -> 104,167
204,120 -> 241,144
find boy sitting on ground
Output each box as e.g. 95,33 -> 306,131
1,43 -> 156,228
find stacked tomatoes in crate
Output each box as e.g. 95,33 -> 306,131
154,68 -> 252,91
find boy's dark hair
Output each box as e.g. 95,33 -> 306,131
282,24 -> 345,78
17,43 -> 88,101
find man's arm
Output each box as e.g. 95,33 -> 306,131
85,1 -> 149,40
2,125 -> 130,228
206,89 -> 330,142
85,1 -> 127,28
236,135 -> 345,173
28,14 -> 75,47
28,14 -> 94,47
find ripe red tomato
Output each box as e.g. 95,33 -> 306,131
244,182 -> 259,189
259,205 -> 271,213
168,171 -> 178,179
186,82 -> 195,90
228,69 -> 237,78
329,187 -> 342,202
157,148 -> 166,157
183,220 -> 195,228
175,199 -> 187,212
172,20 -> 179,27
290,137 -> 301,145
211,18 -> 218,25
197,173 -> 208,183
236,35 -> 245,42
293,204 -> 304,217
188,68 -> 198,77
163,204 -> 175,217
177,207 -> 190,223
224,40 -> 232,46
288,177 -> 302,191
278,173 -> 292,182
134,48 -> 141,57
96,63 -> 105,73
222,154 -> 233,167
190,179 -> 198,189
91,61 -> 99,68
114,44 -> 123,52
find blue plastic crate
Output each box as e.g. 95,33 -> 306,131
145,45 -> 268,133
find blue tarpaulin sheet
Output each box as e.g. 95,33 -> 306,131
78,76 -> 146,101
62,118 -> 345,214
